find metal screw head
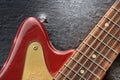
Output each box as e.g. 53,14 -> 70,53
33,46 -> 38,50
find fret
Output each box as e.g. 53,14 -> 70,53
114,0 -> 120,10
90,34 -> 118,55
63,54 -> 88,80
82,41 -> 112,71
54,71 -> 68,80
97,24 -> 120,51
64,64 -> 86,80
93,26 -> 117,48
97,23 -> 120,50
70,57 -> 100,79
75,42 -> 106,79
112,6 -> 120,13
75,36 -> 104,77
83,41 -> 112,63
68,58 -> 88,80
104,16 -> 120,28
89,33 -> 118,55
58,70 -> 71,80
97,24 -> 120,43
89,30 -> 118,64
76,49 -> 106,71
54,1 -> 120,80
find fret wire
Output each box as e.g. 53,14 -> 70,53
112,6 -> 120,12
89,33 -> 118,55
58,71 -> 71,80
86,3 -> 119,79
113,0 -> 120,9
81,31 -> 112,78
54,0 -> 119,79
115,0 -> 120,8
100,26 -> 120,59
70,36 -> 103,80
89,32 -> 119,67
104,16 -> 120,28
97,25 -> 120,49
67,31 -> 105,80
65,44 -> 94,80
90,3 -> 120,70
70,57 -> 100,79
87,8 -> 119,77
96,20 -> 120,55
71,43 -> 100,79
74,18 -> 112,79
71,34 -> 106,80
98,8 -> 120,44
81,30 -> 110,79
76,49 -> 106,71
104,16 -> 120,47
72,43 -> 101,79
64,64 -> 87,80
71,5 -> 119,79
83,40 -> 112,63
85,3 -> 120,79
62,45 -> 89,80
89,1 -> 119,71
61,46 -> 90,80
73,6 -> 119,79
103,9 -> 120,56
74,2 -> 119,79
106,6 -> 120,41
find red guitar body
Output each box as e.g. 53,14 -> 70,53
0,17 -> 75,80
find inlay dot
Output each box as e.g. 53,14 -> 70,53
80,69 -> 85,74
105,23 -> 109,27
92,54 -> 97,59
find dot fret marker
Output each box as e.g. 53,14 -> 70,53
80,69 -> 85,74
105,23 -> 109,27
92,54 -> 97,59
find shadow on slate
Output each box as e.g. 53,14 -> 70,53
0,0 -> 119,80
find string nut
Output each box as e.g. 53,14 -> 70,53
80,69 -> 85,74
92,54 -> 97,59
105,23 -> 109,27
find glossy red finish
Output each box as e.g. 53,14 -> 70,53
0,17 -> 75,80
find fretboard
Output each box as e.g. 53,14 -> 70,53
54,0 -> 120,80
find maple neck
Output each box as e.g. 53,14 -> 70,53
54,0 -> 120,80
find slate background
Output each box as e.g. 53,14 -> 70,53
0,0 -> 119,80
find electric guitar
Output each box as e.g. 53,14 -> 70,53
0,0 -> 120,80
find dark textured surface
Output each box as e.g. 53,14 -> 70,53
0,0 -> 119,79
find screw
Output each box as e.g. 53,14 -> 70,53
33,46 -> 38,50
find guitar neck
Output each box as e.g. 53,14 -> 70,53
54,0 -> 120,80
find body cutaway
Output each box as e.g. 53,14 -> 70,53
0,17 -> 75,80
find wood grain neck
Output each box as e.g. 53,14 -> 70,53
54,0 -> 120,80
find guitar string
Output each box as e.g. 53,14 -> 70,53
74,1 -> 120,79
82,1 -> 120,79
86,5 -> 120,80
60,2 -> 118,80
61,4 -> 117,80
54,0 -> 119,79
75,5 -> 119,79
66,1 -> 120,79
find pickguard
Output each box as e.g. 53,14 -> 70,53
22,42 -> 52,80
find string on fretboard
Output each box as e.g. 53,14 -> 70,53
54,0 -> 120,80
